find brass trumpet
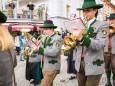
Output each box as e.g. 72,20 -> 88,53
61,17 -> 88,54
61,30 -> 86,55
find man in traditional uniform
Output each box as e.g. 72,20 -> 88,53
32,20 -> 63,86
72,0 -> 109,86
104,13 -> 115,86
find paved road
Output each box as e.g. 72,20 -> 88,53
15,55 -> 107,86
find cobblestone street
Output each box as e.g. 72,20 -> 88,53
15,55 -> 108,86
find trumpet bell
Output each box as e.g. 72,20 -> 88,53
61,35 -> 76,55
61,45 -> 71,55
64,35 -> 76,47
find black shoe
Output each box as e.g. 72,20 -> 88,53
69,76 -> 76,80
105,82 -> 112,86
34,82 -> 40,86
30,80 -> 35,84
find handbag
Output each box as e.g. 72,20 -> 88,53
8,49 -> 17,86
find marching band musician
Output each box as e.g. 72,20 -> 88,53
72,0 -> 109,86
32,20 -> 63,86
104,13 -> 115,86
25,32 -> 43,85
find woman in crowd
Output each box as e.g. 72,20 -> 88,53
0,11 -> 17,86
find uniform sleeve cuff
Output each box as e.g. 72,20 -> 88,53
38,47 -> 44,55
79,36 -> 91,47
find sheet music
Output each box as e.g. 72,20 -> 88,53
26,38 -> 37,48
63,17 -> 85,33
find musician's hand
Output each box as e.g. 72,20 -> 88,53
37,40 -> 42,45
32,45 -> 40,52
72,27 -> 83,41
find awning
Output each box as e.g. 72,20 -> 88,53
37,27 -> 44,31
36,23 -> 44,31
1,23 -> 12,28
11,24 -> 34,31
2,22 -> 44,31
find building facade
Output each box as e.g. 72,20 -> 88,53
1,0 -> 115,31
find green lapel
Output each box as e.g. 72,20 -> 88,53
86,19 -> 96,30
43,37 -> 48,48
87,27 -> 97,38
90,19 -> 96,26
43,33 -> 55,47
86,19 -> 97,38
47,37 -> 52,46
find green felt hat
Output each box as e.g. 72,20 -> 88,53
40,20 -> 57,29
0,11 -> 7,23
107,13 -> 115,19
77,0 -> 103,10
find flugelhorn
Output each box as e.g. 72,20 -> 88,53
61,17 -> 88,54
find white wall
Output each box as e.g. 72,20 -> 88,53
48,0 -> 65,17
111,0 -> 115,5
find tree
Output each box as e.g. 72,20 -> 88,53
37,6 -> 45,20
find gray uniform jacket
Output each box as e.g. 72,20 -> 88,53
39,33 -> 63,71
74,20 -> 109,76
0,48 -> 17,86
29,54 -> 42,62
104,33 -> 115,54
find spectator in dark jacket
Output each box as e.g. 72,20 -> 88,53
27,1 -> 34,18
